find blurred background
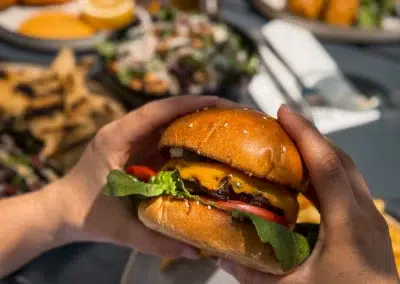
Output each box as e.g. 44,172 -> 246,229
1,0 -> 400,283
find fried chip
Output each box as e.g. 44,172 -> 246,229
30,112 -> 66,137
51,48 -> 77,81
0,81 -> 30,117
40,131 -> 63,158
0,49 -> 125,159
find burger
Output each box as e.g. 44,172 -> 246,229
104,108 -> 315,275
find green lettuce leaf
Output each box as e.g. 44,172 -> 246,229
97,42 -> 116,60
103,170 -> 197,199
232,210 -> 311,271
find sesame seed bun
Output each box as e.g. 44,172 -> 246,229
138,196 -> 285,275
159,108 -> 307,192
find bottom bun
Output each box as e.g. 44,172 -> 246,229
138,196 -> 285,275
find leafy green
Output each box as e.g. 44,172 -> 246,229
294,223 -> 320,250
382,0 -> 395,14
103,170 -> 197,199
358,0 -> 396,29
157,7 -> 178,22
117,68 -> 132,86
358,1 -> 381,28
97,42 -> 116,60
232,210 -> 311,271
7,155 -> 30,167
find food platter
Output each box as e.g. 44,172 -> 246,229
251,0 -> 400,43
0,2 -> 110,52
96,7 -> 260,109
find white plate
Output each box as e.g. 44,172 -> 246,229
0,2 -> 109,52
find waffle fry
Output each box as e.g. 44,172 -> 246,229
0,48 -> 125,158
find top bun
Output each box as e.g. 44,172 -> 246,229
160,108 -> 308,192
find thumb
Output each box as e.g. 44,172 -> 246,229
219,260 -> 282,284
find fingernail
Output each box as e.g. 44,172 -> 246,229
182,248 -> 200,260
280,104 -> 293,113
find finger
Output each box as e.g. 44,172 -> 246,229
325,138 -> 377,213
215,98 -> 249,109
115,95 -> 220,147
219,260 -> 281,284
277,105 -> 357,224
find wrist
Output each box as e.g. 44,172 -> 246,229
39,181 -> 77,247
49,173 -> 101,243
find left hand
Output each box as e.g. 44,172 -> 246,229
51,95 -> 236,259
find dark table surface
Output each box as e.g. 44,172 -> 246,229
1,0 -> 400,283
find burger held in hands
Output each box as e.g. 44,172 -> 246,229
104,108 -> 316,275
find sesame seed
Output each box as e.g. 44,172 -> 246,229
263,116 -> 267,120
224,123 -> 229,127
236,182 -> 242,187
196,201 -> 200,205
185,199 -> 190,208
196,110 -> 200,112
282,146 -> 287,153
208,205 -> 212,210
197,150 -> 201,155
243,130 -> 248,134
189,123 -> 193,128
243,108 -> 248,110
203,107 -> 208,110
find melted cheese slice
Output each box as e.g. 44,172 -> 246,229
163,159 -> 299,224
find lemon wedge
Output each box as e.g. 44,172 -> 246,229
81,0 -> 135,30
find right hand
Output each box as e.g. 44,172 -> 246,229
220,105 -> 399,284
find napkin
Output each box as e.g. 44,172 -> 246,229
249,20 -> 381,134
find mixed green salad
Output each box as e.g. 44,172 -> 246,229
98,7 -> 259,97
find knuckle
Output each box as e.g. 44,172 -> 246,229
134,104 -> 157,130
135,103 -> 153,121
91,123 -> 114,152
373,211 -> 390,232
340,151 -> 355,169
320,152 -> 342,176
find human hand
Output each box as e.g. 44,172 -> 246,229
220,105 -> 399,284
50,95 -> 236,259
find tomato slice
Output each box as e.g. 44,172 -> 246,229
126,165 -> 156,182
202,198 -> 289,227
